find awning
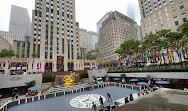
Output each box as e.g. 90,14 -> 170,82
129,79 -> 139,82
137,82 -> 148,86
113,78 -> 120,81
97,78 -> 102,80
155,81 -> 170,84
28,87 -> 39,90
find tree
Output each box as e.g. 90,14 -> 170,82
180,20 -> 188,37
21,49 -> 25,58
0,49 -> 15,58
15,53 -> 19,58
77,55 -> 82,59
85,53 -> 97,60
115,39 -> 141,58
32,53 -> 37,58
25,80 -> 35,88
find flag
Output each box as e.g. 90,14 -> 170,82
21,62 -> 23,70
162,50 -> 165,60
181,46 -> 185,58
40,63 -> 41,68
176,46 -> 179,57
37,62 -> 39,69
53,63 -> 54,69
27,63 -> 28,70
32,62 -> 34,69
15,62 -> 17,70
0,61 -> 4,70
48,62 -> 50,69
8,60 -> 11,69
186,48 -> 188,57
153,51 -> 156,61
44,62 -> 46,69
166,49 -> 169,58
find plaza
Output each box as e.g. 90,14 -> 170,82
4,84 -> 138,111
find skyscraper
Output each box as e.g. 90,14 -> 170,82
98,11 -> 137,63
30,0 -> 77,71
9,5 -> 31,40
138,0 -> 188,37
88,31 -> 98,49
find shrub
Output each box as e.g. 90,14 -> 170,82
25,80 -> 35,88
82,73 -> 88,78
42,76 -> 52,83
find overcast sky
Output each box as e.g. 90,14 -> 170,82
0,0 -> 141,32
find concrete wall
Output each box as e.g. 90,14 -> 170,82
88,69 -> 188,82
0,74 -> 42,89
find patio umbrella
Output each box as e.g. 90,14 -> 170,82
155,81 -> 170,84
113,78 -> 120,81
28,87 -> 39,90
129,79 -> 138,82
0,95 -> 2,97
137,82 -> 148,86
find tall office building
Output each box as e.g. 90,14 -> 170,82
76,22 -> 80,57
88,31 -> 99,49
0,35 -> 11,51
30,0 -> 77,71
9,5 -> 31,40
79,28 -> 93,54
98,11 -> 137,63
138,0 -> 188,37
0,31 -> 20,45
96,11 -> 113,33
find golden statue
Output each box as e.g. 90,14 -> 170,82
63,71 -> 75,87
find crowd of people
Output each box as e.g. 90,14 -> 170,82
91,85 -> 159,111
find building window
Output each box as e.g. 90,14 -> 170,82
183,18 -> 186,22
180,5 -> 184,9
168,24 -> 171,29
173,14 -> 177,18
181,11 -> 185,15
175,21 -> 179,26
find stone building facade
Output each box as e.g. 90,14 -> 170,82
138,0 -> 188,37
0,35 -> 11,51
29,0 -> 78,71
98,11 -> 137,63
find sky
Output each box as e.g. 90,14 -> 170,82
0,0 -> 141,32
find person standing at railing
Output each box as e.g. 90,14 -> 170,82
125,96 -> 129,104
129,94 -> 134,101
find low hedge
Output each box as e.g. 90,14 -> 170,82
81,73 -> 88,78
108,68 -> 188,73
42,76 -> 52,83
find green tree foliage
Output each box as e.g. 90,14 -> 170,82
32,53 -> 40,58
77,55 -> 82,59
0,49 -> 15,58
180,20 -> 188,37
115,39 -> 141,58
25,80 -> 35,88
85,53 -> 97,60
21,49 -> 25,58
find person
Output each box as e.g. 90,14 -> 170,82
107,93 -> 112,102
99,96 -> 104,110
125,96 -> 129,104
129,94 -> 134,101
92,102 -> 97,111
141,85 -> 145,90
112,101 -> 119,109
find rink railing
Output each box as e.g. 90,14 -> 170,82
0,82 -> 141,111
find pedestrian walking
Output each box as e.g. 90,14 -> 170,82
99,96 -> 104,110
92,102 -> 97,111
107,93 -> 112,102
